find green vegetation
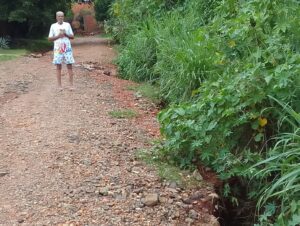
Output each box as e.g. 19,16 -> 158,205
0,37 -> 10,49
107,0 -> 300,224
0,0 -> 72,38
252,99 -> 300,226
136,83 -> 160,104
0,49 -> 27,62
126,83 -> 161,105
108,109 -> 138,119
97,32 -> 113,39
94,0 -> 113,21
0,1 -> 71,61
0,37 -> 52,62
12,38 -> 52,53
136,148 -> 202,189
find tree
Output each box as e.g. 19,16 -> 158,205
94,0 -> 113,21
0,0 -> 73,38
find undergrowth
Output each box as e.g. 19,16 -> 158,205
107,0 -> 300,224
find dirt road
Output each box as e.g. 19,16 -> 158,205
0,37 -> 217,226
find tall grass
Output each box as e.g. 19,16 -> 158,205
154,14 -> 219,101
115,0 -> 220,102
117,19 -> 158,82
252,99 -> 300,225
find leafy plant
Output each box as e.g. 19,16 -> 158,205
252,98 -> 300,226
0,36 -> 10,49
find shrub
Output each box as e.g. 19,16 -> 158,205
94,0 -> 113,21
0,36 -> 10,49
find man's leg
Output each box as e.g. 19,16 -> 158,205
67,64 -> 74,89
56,64 -> 63,88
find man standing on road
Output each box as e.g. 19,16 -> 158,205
48,11 -> 75,91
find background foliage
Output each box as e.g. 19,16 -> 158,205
107,0 -> 300,224
0,0 -> 73,38
94,0 -> 114,21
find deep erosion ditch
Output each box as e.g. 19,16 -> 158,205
197,165 -> 257,226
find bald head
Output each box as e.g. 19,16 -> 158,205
56,11 -> 64,16
56,11 -> 64,24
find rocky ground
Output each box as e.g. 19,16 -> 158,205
0,37 -> 219,226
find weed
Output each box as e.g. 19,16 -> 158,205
108,109 -> 138,119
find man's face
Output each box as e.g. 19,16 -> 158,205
56,14 -> 64,24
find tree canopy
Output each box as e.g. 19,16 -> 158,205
0,0 -> 72,38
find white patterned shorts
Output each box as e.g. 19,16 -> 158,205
52,43 -> 75,65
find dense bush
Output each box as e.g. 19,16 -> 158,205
94,0 -> 114,21
108,0 -> 300,224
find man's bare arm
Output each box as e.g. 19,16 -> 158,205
65,33 -> 74,40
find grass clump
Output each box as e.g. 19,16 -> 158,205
0,49 -> 27,61
127,83 -> 161,104
136,83 -> 160,104
108,108 -> 138,119
136,148 -> 202,189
